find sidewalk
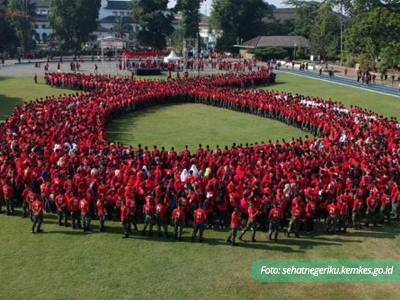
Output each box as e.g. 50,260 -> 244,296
278,60 -> 400,89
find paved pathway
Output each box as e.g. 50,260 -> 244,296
277,68 -> 400,98
2,58 -> 400,99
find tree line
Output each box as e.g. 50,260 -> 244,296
1,0 -> 400,71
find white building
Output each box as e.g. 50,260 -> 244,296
99,0 -> 131,19
30,0 -> 210,47
31,0 -> 136,43
31,0 -> 52,43
95,0 -> 136,40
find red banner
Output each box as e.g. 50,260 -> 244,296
121,51 -> 158,58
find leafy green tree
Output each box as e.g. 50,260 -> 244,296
260,19 -> 294,36
7,0 -> 35,53
309,2 -> 340,60
344,7 -> 400,61
0,1 -> 18,52
380,41 -> 400,70
175,0 -> 203,39
48,0 -> 101,50
210,0 -> 269,52
112,16 -> 132,39
249,47 -> 288,61
131,0 -> 174,50
170,28 -> 183,52
329,0 -> 400,17
283,0 -> 320,38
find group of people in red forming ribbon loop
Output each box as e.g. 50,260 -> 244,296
0,68 -> 399,245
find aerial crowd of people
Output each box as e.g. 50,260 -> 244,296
0,69 -> 399,245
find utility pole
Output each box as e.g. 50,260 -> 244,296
340,22 -> 343,65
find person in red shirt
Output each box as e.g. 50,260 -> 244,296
68,194 -> 81,229
96,198 -> 106,232
239,200 -> 260,242
0,186 -> 3,214
121,203 -> 131,238
55,191 -> 69,227
80,198 -> 91,231
22,187 -> 36,220
142,197 -> 156,236
326,201 -> 340,234
287,199 -> 305,238
268,202 -> 283,241
155,199 -> 168,237
380,191 -> 392,224
338,197 -> 348,233
352,198 -> 363,230
191,204 -> 207,243
126,197 -> 138,233
226,207 -> 241,246
172,203 -> 185,241
305,197 -> 316,233
366,194 -> 378,227
3,180 -> 15,216
391,189 -> 400,222
31,198 -> 43,234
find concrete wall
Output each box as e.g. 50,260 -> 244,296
239,49 -> 255,60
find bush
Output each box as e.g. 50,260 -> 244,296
249,47 -> 288,61
355,53 -> 373,71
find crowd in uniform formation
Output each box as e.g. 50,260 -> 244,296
1,69 -> 400,246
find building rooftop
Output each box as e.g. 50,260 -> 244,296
30,0 -> 49,8
99,15 -> 135,24
94,24 -> 110,33
32,14 -> 49,22
271,8 -> 295,22
239,36 -> 310,48
105,1 -> 131,10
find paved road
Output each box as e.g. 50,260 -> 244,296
2,59 -> 400,99
276,68 -> 400,98
0,60 -> 227,78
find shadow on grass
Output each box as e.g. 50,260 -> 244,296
259,81 -> 287,89
349,225 -> 400,239
10,206 -> 400,253
0,94 -> 25,122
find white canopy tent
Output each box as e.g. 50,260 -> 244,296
164,50 -> 182,63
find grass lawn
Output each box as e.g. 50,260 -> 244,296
0,75 -> 166,123
1,74 -> 400,300
107,103 -> 307,151
266,72 -> 400,119
0,210 -> 399,300
0,76 -> 75,122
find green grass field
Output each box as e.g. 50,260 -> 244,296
0,76 -> 75,122
267,72 -> 400,119
107,103 -> 307,151
1,73 -> 400,300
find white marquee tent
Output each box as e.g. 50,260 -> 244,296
164,50 -> 182,63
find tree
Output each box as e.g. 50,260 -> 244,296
175,0 -> 203,39
131,0 -> 174,50
260,4 -> 294,36
260,19 -> 294,36
309,2 -> 340,60
171,25 -> 184,52
112,16 -> 132,39
249,47 -> 288,61
328,0 -> 400,17
0,1 -> 18,52
344,7 -> 400,61
380,41 -> 400,70
7,0 -> 35,53
48,0 -> 101,50
210,0 -> 269,52
283,0 -> 320,38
